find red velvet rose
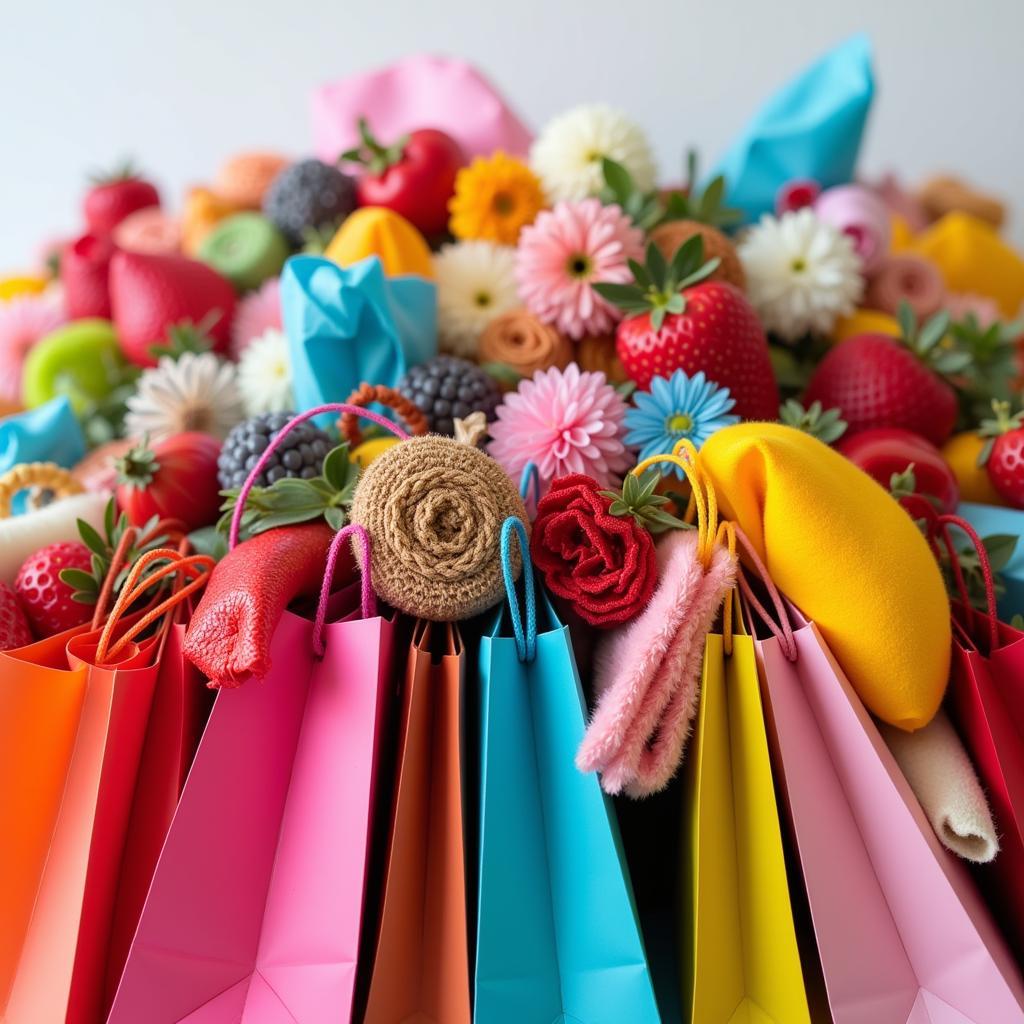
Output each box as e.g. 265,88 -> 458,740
530,473 -> 657,627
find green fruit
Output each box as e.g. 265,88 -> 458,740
198,212 -> 289,292
22,319 -> 128,415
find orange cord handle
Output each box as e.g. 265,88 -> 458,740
95,547 -> 214,664
339,383 -> 429,448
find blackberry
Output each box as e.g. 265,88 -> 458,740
217,411 -> 334,490
262,159 -> 356,245
398,356 -> 502,437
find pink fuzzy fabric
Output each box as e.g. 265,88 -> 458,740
576,529 -> 735,797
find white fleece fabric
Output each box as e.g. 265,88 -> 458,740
882,710 -> 999,864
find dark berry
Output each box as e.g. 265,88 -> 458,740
263,159 -> 357,245
397,356 -> 501,437
218,412 -> 335,490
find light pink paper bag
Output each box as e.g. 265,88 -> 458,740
108,525 -> 396,1023
311,54 -> 532,163
752,599 -> 1024,1023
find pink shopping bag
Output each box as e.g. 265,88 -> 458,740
108,524 -> 396,1023
746,578 -> 1024,1023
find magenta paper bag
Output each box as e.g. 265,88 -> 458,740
311,54 -> 532,163
108,526 -> 396,1023
753,604 -> 1024,1023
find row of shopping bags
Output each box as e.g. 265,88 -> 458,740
4,512 -> 1024,1022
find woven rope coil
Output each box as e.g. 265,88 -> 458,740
339,383 -> 429,448
349,435 -> 528,620
0,462 -> 84,518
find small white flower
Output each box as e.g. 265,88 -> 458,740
739,208 -> 864,341
433,241 -> 519,358
530,104 -> 657,203
124,351 -> 244,441
237,328 -> 293,415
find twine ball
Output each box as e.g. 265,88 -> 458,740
349,435 -> 528,621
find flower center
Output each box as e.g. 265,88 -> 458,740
474,290 -> 493,308
567,254 -> 592,279
180,404 -> 213,432
492,190 -> 515,216
586,149 -> 604,164
790,258 -> 807,273
668,412 -> 694,434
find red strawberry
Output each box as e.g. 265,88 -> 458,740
804,305 -> 964,447
0,581 -> 33,650
62,232 -> 117,319
14,542 -> 93,639
595,237 -> 778,420
109,250 -> 236,366
979,401 -> 1024,507
84,163 -> 160,235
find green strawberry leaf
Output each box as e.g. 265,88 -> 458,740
982,533 -> 1018,573
60,568 -> 98,593
77,519 -> 108,559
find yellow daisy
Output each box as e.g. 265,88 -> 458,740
448,152 -> 546,245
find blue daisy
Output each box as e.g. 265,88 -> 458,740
624,370 -> 739,476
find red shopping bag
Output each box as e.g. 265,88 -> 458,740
0,545 -> 213,1024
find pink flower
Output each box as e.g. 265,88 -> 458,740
0,294 -> 66,402
488,362 -> 632,489
231,277 -> 282,359
945,292 -> 1003,329
515,198 -> 643,340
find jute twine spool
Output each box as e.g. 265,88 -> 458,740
349,435 -> 528,621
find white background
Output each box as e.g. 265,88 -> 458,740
2,0 -> 1022,269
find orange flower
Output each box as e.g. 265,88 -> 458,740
448,152 -> 545,245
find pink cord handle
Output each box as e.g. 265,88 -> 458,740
312,523 -> 376,656
732,524 -> 797,662
229,403 -> 409,549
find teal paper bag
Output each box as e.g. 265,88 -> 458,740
710,35 -> 875,222
0,396 -> 85,476
959,501 -> 1024,620
281,254 -> 436,418
475,518 -> 661,1024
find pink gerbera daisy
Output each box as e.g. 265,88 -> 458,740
231,277 -> 282,359
488,362 -> 632,489
515,198 -> 643,340
0,294 -> 66,402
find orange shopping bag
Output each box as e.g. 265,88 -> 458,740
363,620 -> 472,1024
0,546 -> 212,1024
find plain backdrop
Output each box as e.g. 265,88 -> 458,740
2,0 -> 1022,269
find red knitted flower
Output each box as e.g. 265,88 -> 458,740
531,473 -> 657,628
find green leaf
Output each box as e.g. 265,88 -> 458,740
668,234 -> 704,286
187,526 -> 229,562
636,470 -> 660,503
592,282 -> 646,306
897,300 -> 917,343
77,519 -> 108,559
645,241 -> 668,290
600,157 -> 634,201
103,499 -> 115,541
677,256 -> 721,290
982,533 -> 1018,573
697,176 -> 724,223
608,500 -> 630,517
322,443 -> 353,491
615,380 -> 637,400
60,568 -> 98,593
627,258 -> 652,291
70,591 -> 99,605
917,311 -> 951,353
650,307 -> 667,332
249,508 -> 325,534
642,508 -> 693,533
323,506 -> 347,531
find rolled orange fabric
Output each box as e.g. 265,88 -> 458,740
575,334 -> 628,383
478,309 -> 572,385
863,253 -> 945,320
214,152 -> 291,209
917,175 -> 1006,230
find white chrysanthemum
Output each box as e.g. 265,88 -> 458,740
739,208 -> 864,341
237,328 -> 294,415
124,351 -> 245,442
530,104 -> 657,203
433,241 -> 519,358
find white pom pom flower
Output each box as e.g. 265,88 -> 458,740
530,104 -> 657,203
739,208 -> 864,341
237,328 -> 294,415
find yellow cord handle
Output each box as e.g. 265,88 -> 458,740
0,462 -> 84,518
632,437 -> 718,568
716,521 -> 738,655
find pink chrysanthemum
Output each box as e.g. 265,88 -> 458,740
488,362 -> 632,489
231,277 -> 282,359
0,294 -> 66,402
515,198 -> 643,340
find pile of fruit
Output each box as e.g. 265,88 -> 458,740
2,43 -> 1024,654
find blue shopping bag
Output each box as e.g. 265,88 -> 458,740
710,34 -> 875,222
474,518 -> 661,1024
0,396 -> 85,477
281,254 -> 436,420
959,501 -> 1024,620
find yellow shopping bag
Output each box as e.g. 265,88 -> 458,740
681,617 -> 812,1023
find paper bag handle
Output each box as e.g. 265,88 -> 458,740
229,403 -> 409,549
312,522 -> 376,656
500,516 -> 536,663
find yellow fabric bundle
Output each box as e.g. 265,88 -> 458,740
324,207 -> 434,279
700,422 -> 950,729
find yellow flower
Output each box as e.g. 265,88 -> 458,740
448,152 -> 545,245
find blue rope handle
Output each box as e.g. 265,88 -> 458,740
519,461 -> 540,506
500,516 -> 536,663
